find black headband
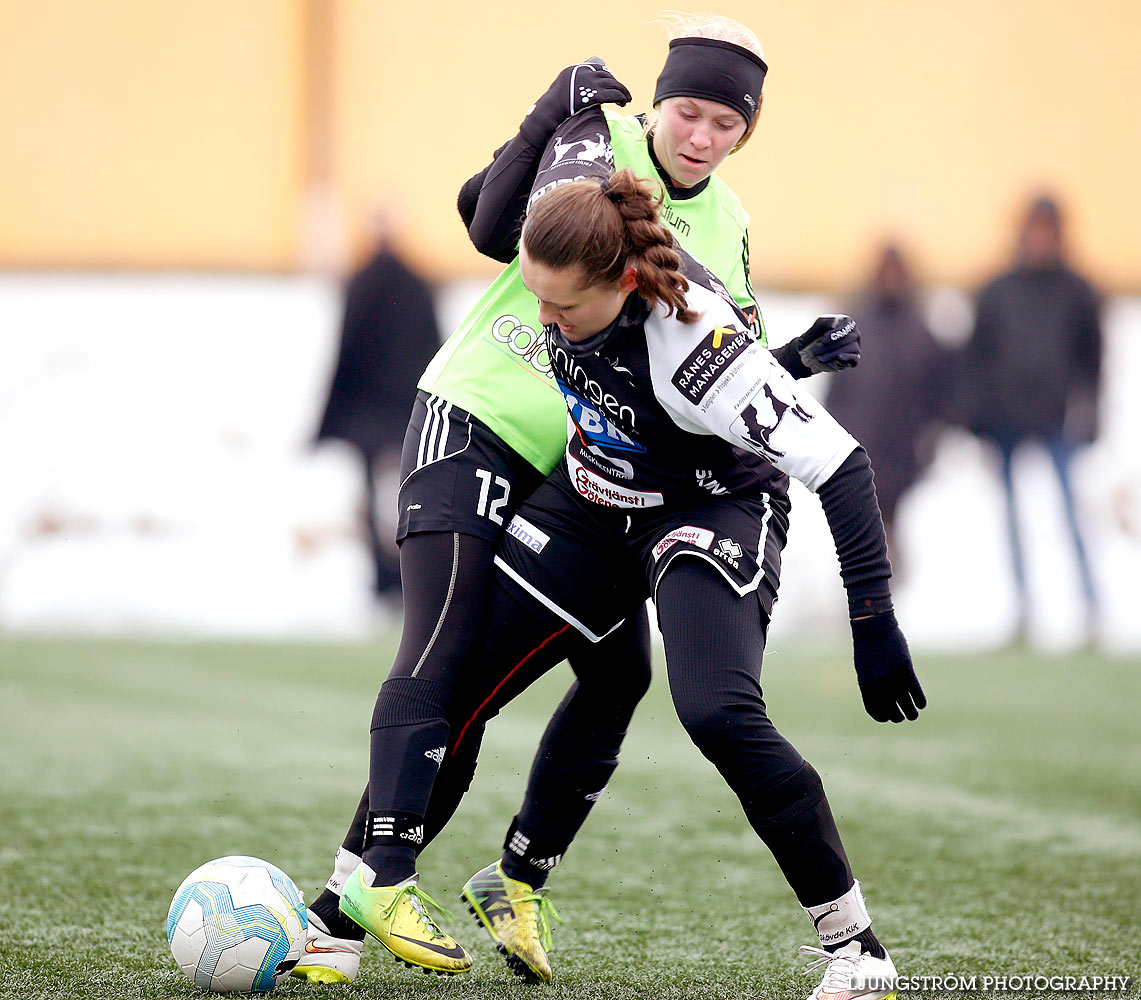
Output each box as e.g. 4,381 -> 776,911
653,37 -> 767,125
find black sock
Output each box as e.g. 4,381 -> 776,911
500,853 -> 549,889
361,676 -> 451,884
499,817 -> 563,889
310,888 -> 365,941
361,809 -> 426,886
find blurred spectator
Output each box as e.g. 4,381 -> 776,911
960,194 -> 1102,640
315,212 -> 440,605
826,244 -> 950,576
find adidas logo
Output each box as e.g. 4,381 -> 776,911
400,824 -> 425,845
584,787 -> 606,802
529,853 -> 564,871
424,746 -> 446,766
507,831 -> 531,856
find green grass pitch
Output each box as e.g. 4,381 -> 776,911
1,634 -> 1137,999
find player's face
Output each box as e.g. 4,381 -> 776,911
652,97 -> 748,188
519,245 -> 635,342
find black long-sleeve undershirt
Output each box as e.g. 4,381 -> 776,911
816,447 -> 893,619
456,129 -> 547,263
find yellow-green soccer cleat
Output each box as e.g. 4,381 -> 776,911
461,861 -> 562,984
338,866 -> 472,975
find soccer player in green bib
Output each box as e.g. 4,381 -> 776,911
294,13 -> 861,987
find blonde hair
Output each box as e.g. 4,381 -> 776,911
645,10 -> 765,153
654,10 -> 764,60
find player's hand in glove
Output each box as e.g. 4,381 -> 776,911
794,314 -> 861,374
519,57 -> 632,144
850,610 -> 926,722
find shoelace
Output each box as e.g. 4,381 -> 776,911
381,884 -> 455,940
800,945 -> 861,992
516,890 -> 563,952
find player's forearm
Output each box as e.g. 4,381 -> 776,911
466,134 -> 546,261
816,447 -> 893,619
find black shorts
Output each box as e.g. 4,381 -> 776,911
494,463 -> 789,641
397,391 -> 548,543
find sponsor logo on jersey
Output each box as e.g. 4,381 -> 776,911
529,173 -> 589,206
671,324 -> 752,404
730,382 -> 814,462
696,469 -> 729,494
554,346 -> 639,431
579,442 -> 634,479
652,525 -> 715,560
567,453 -> 663,508
560,384 -> 645,456
551,133 -> 613,167
491,314 -> 553,377
659,202 -> 692,238
506,513 -> 550,553
698,263 -> 738,309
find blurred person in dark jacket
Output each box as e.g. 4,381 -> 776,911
962,194 -> 1102,640
316,213 -> 441,604
827,244 -> 950,577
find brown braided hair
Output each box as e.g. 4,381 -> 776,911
521,169 -> 696,323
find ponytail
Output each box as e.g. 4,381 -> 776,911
521,168 -> 696,323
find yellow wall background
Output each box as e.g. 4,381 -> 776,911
1,0 -> 1138,290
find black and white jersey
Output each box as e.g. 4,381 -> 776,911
549,249 -> 858,510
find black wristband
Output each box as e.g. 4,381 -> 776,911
770,341 -> 812,380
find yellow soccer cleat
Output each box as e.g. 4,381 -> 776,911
338,867 -> 471,975
461,861 -> 562,984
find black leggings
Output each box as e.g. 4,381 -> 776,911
343,537 -> 850,908
338,530 -> 651,876
655,558 -> 852,906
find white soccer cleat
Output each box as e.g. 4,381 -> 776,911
291,908 -> 364,985
800,941 -> 898,1000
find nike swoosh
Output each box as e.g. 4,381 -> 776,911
390,934 -> 469,960
304,940 -> 355,955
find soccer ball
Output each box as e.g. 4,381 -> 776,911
167,855 -> 307,994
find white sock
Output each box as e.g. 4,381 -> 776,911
802,879 -> 872,948
325,846 -> 361,896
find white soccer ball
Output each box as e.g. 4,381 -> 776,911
167,855 -> 307,994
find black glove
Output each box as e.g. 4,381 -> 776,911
794,314 -> 861,374
850,611 -> 926,722
519,57 -> 632,145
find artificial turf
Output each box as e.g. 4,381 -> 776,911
1,635 -> 1137,999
